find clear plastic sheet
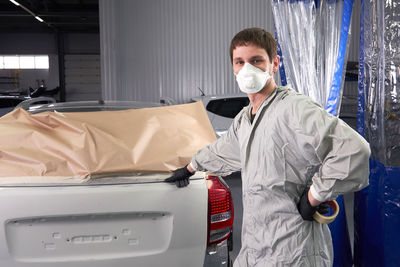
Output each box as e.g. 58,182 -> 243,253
355,0 -> 400,266
272,1 -> 354,266
361,0 -> 400,167
271,0 -> 350,116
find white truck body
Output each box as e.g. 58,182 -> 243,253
0,100 -> 233,267
0,174 -> 209,267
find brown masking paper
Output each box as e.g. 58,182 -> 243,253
0,102 -> 216,181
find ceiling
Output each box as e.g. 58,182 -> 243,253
0,0 -> 99,33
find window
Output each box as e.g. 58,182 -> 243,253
34,56 -> 49,69
206,97 -> 250,118
0,55 -> 49,69
3,56 -> 19,69
19,56 -> 35,68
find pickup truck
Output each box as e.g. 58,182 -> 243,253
0,101 -> 234,267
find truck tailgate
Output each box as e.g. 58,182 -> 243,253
0,176 -> 207,267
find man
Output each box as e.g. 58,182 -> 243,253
166,28 -> 370,266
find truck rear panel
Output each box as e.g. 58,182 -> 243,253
0,175 -> 207,267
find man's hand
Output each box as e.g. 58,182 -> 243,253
297,190 -> 329,221
165,165 -> 194,188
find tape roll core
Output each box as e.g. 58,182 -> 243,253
313,200 -> 339,224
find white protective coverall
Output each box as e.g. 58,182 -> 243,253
191,86 -> 370,266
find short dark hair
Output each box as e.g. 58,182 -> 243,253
229,27 -> 277,63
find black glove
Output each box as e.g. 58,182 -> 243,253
165,165 -> 194,188
297,190 -> 329,221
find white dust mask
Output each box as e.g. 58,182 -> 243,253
235,63 -> 271,94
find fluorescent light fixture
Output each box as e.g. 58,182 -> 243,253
9,0 -> 48,25
35,16 -> 44,22
9,0 -> 20,6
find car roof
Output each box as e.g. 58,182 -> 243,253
191,94 -> 247,102
20,100 -> 164,114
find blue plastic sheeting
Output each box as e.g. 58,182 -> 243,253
325,0 -> 353,115
328,195 -> 353,267
326,1 -> 353,266
274,30 -> 287,86
354,160 -> 400,267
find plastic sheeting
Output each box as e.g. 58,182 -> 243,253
272,1 -> 354,266
272,0 -> 351,116
355,0 -> 400,266
359,0 -> 400,167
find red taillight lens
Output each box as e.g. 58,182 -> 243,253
207,175 -> 234,245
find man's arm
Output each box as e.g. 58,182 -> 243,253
189,113 -> 242,176
290,98 -> 371,202
187,164 -> 196,173
166,113 -> 243,187
308,189 -> 321,206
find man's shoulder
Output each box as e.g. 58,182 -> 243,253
273,86 -> 331,126
275,86 -> 323,109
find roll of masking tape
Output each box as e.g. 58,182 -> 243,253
313,200 -> 339,224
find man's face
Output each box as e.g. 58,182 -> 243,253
232,44 -> 273,75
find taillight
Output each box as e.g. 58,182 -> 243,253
207,175 -> 234,245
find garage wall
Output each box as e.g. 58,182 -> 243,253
100,0 -> 276,103
0,32 -> 100,101
341,0 -> 361,118
65,54 -> 101,101
348,0 -> 361,63
63,33 -> 101,101
0,33 -> 59,93
100,0 -> 361,104
0,55 -> 59,93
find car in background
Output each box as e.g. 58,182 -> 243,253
191,95 -> 249,137
1,95 -> 56,117
0,94 -> 30,116
0,83 -> 58,117
0,100 -> 234,267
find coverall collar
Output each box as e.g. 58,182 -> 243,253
245,86 -> 279,124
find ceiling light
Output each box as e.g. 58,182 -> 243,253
35,16 -> 44,23
9,0 -> 20,6
9,0 -> 49,26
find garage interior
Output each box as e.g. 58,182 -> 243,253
0,0 -> 398,266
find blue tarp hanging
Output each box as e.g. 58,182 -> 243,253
354,160 -> 400,266
327,1 -> 354,266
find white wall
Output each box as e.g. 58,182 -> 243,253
100,0 -> 276,103
65,54 -> 101,101
100,0 -> 361,104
